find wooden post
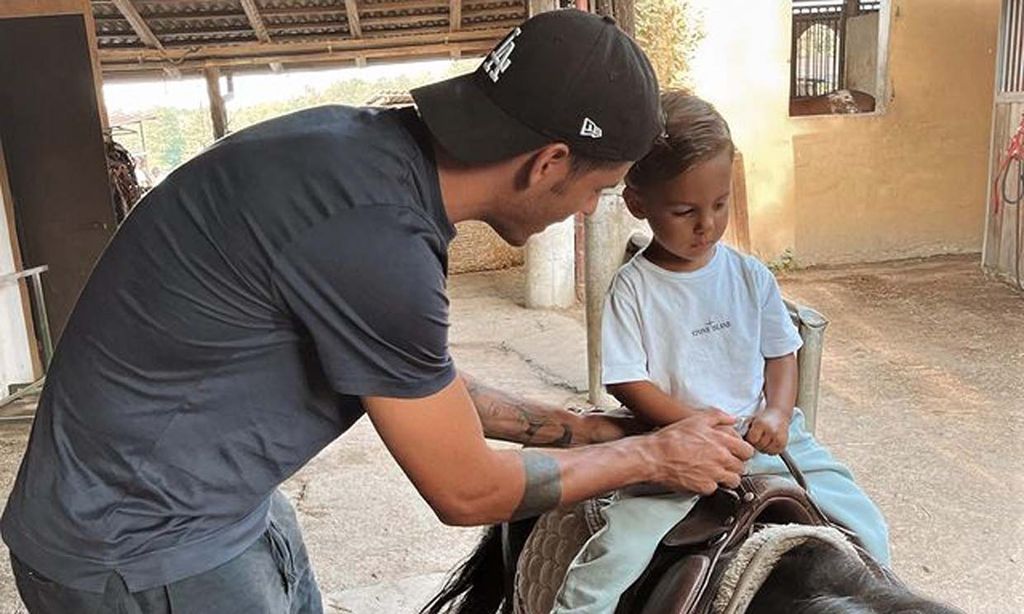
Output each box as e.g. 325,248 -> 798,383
613,0 -> 635,37
727,151 -> 752,253
529,0 -> 558,17
204,67 -> 228,139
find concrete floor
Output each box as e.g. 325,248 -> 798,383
0,254 -> 1020,613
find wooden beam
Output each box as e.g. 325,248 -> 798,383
239,0 -> 273,43
450,0 -> 462,32
102,39 -> 496,75
344,0 -> 362,38
98,26 -> 511,63
111,22 -> 505,48
204,67 -> 228,139
108,0 -> 180,77
0,0 -> 83,19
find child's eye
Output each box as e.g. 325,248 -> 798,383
714,202 -> 727,210
673,209 -> 695,217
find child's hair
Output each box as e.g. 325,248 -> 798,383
626,90 -> 734,191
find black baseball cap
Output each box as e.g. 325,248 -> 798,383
411,9 -> 662,164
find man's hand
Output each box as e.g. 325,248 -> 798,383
745,406 -> 792,455
645,410 -> 755,495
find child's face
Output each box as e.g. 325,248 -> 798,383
625,149 -> 733,271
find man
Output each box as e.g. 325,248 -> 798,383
2,9 -> 753,613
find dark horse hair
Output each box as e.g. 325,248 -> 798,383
421,523 -> 962,614
419,520 -> 535,614
749,541 -> 964,614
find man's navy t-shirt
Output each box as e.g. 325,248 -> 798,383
1,106 -> 457,592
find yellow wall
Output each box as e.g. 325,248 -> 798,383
690,0 -> 1001,265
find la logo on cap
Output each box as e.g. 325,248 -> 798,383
483,28 -> 522,83
580,117 -> 603,139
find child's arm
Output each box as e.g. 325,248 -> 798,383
763,352 -> 798,416
746,353 -> 798,454
607,380 -> 702,428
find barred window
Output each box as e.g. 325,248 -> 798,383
790,0 -> 885,116
1000,0 -> 1024,94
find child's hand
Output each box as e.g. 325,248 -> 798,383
745,406 -> 791,455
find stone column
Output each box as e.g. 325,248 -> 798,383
525,218 -> 577,308
523,0 -> 574,309
585,188 -> 629,405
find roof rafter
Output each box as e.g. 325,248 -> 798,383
107,0 -> 181,77
450,0 -> 462,32
344,0 -> 362,38
238,0 -> 283,72
239,0 -> 272,43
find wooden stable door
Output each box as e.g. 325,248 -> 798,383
0,13 -> 116,341
984,0 -> 1024,290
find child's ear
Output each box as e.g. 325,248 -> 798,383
623,186 -> 647,220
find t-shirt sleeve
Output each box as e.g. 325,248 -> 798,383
271,206 -> 456,399
755,261 -> 803,359
601,276 -> 650,385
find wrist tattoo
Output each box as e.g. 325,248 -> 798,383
512,451 -> 562,521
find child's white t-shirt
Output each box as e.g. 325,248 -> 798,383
601,244 -> 803,418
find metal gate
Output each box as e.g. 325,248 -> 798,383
790,0 -> 882,99
983,0 -> 1024,290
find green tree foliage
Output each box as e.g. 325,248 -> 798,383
635,0 -> 705,89
113,60 -> 478,176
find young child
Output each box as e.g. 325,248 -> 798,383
552,91 -> 891,614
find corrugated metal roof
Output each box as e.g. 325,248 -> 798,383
92,0 -> 526,76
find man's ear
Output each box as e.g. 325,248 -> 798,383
524,143 -> 572,190
623,185 -> 647,220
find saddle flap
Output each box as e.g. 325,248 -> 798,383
638,555 -> 712,614
662,475 -> 826,548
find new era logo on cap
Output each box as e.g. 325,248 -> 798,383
580,117 -> 603,139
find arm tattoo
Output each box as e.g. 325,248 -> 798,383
463,373 -> 575,446
512,451 -> 562,521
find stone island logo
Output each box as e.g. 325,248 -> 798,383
691,318 -> 732,338
483,27 -> 522,83
580,117 -> 603,139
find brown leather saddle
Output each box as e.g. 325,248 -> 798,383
504,451 -> 891,614
611,451 -> 886,614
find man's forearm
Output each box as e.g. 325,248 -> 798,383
479,436 -> 660,523
462,372 -> 582,446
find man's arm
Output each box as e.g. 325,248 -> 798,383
365,377 -> 753,526
462,372 -> 641,447
606,380 -> 701,427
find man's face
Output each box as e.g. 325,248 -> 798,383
491,161 -> 632,247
